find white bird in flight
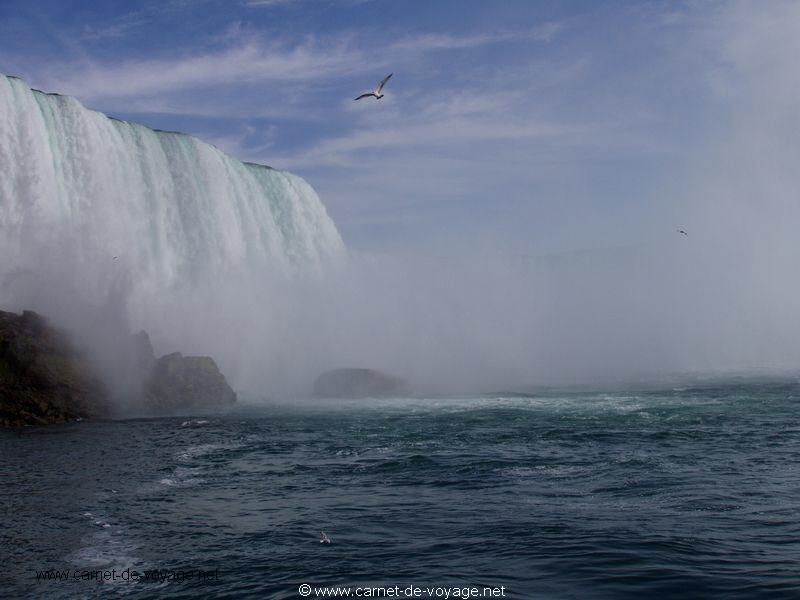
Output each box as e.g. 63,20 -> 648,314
320,531 -> 331,544
354,73 -> 393,101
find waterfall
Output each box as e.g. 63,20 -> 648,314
0,73 -> 344,280
0,74 -> 346,393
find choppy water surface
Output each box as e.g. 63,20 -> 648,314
3,383 -> 800,599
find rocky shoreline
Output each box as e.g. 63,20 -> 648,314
0,309 -> 236,427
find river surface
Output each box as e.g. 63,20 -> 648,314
3,384 -> 800,598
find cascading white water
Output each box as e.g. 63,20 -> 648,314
0,74 -> 344,283
0,73 -> 346,394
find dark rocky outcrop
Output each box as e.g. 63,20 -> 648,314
93,328 -> 236,415
313,368 -> 403,398
0,310 -> 109,426
144,352 -> 236,413
0,308 -> 237,426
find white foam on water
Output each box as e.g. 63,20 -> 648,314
71,511 -> 146,588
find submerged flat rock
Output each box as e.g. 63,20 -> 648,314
313,368 -> 403,398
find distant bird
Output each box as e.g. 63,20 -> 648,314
677,229 -> 688,236
320,531 -> 331,544
354,73 -> 393,101
113,256 -> 119,260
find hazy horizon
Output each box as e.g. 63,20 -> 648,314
2,1 -> 800,400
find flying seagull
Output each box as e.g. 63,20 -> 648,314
354,73 -> 393,101
320,531 -> 331,544
677,229 -> 688,236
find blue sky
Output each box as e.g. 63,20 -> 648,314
0,0 -> 793,253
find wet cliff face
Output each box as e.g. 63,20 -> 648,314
0,310 -> 109,426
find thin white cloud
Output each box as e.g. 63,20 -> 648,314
78,1 -> 222,41
284,115 -> 576,168
204,123 -> 278,163
32,16 -> 564,105
43,38 -> 362,101
80,17 -> 148,41
245,0 -> 300,6
389,23 -> 562,54
245,0 -> 375,6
